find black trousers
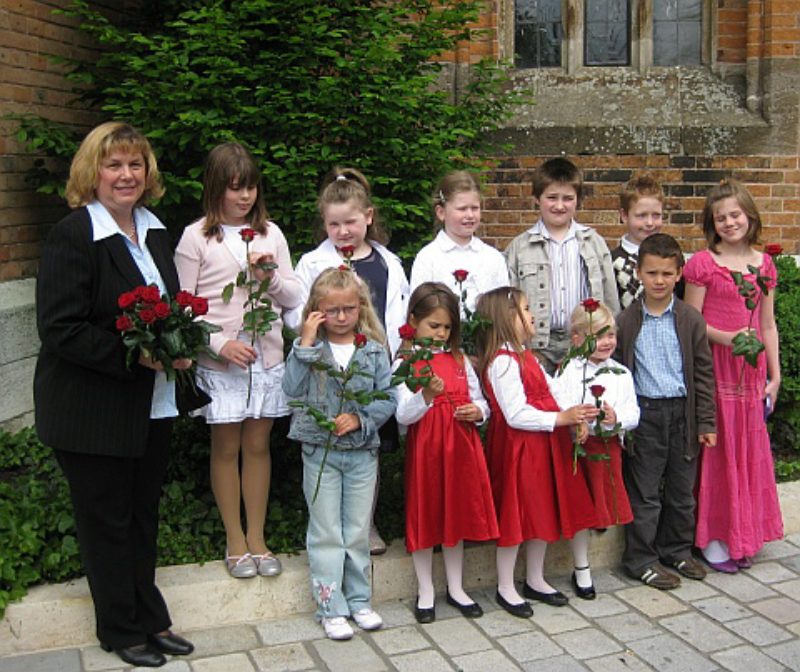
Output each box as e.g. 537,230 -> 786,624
621,397 -> 698,576
55,419 -> 173,648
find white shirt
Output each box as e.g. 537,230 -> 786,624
551,357 -> 640,435
410,231 -> 510,314
486,345 -> 558,431
394,354 -> 489,426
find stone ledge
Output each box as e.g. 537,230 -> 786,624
1,480 -> 798,657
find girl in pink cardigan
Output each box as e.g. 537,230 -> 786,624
175,143 -> 303,579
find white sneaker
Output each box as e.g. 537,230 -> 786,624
352,608 -> 383,631
322,616 -> 354,640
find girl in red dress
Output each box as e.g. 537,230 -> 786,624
475,287 -> 599,617
396,282 -> 499,624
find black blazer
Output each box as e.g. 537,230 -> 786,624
34,207 -> 180,457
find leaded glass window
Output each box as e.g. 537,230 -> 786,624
515,0 -> 563,68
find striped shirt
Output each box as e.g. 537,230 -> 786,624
633,298 -> 686,399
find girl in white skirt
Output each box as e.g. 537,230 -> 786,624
175,142 -> 303,578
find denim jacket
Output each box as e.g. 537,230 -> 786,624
282,337 -> 397,450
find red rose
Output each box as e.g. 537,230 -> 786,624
132,285 -> 147,299
240,228 -> 256,243
338,245 -> 356,258
589,384 -> 605,399
142,286 -> 161,304
115,315 -> 133,332
191,296 -> 209,316
398,323 -> 416,341
337,264 -> 350,272
154,301 -> 171,319
453,269 -> 469,283
765,243 -> 783,257
582,298 -> 600,313
117,292 -> 137,310
138,308 -> 157,324
175,290 -> 194,307
353,332 -> 368,348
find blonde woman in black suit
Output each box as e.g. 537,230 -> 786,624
34,122 -> 196,668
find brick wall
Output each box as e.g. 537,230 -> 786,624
718,0 -> 748,64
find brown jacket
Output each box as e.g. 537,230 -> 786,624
614,297 -> 716,459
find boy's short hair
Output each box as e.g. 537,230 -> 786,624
532,157 -> 583,203
636,233 -> 684,269
619,174 -> 664,213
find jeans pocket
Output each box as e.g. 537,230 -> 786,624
301,444 -> 318,457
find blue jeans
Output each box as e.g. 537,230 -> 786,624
302,444 -> 378,619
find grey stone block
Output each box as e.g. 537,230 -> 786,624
703,571 -> 778,602
764,638 -> 800,671
594,612 -> 662,643
723,615 -> 795,646
627,634 -> 718,672
669,579 -> 719,603
585,651 -> 656,672
250,643 -> 316,671
422,618 -> 492,656
451,648 -> 524,672
692,596 -> 753,623
567,594 -> 629,619
311,636 -> 388,672
551,628 -> 624,660
530,604 -> 590,634
521,654 -> 589,671
772,577 -> 800,601
377,601 -> 419,629
743,561 -> 797,584
192,653 -> 257,672
183,625 -> 260,659
255,616 -> 323,645
391,649 -> 455,672
474,610 -> 538,638
750,596 -> 800,624
370,626 -> 429,655
659,612 -> 742,652
0,649 -> 82,672
757,540 -> 799,560
615,586 -> 688,618
496,631 -> 564,662
711,644 -> 787,672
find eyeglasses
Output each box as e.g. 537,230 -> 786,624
322,305 -> 359,319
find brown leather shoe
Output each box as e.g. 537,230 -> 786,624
671,556 -> 707,581
638,563 -> 681,590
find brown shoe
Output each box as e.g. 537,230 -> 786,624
639,563 -> 681,590
671,556 -> 707,581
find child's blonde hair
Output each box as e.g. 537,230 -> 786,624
701,178 -> 761,253
569,302 -> 616,339
474,286 -> 529,376
405,282 -> 463,360
432,170 -> 481,228
316,166 -> 389,245
619,173 -> 664,213
303,267 -> 386,345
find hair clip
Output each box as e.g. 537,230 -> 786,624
437,189 -> 446,204
336,175 -> 348,182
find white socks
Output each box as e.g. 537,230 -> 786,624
497,545 -> 525,604
570,530 -> 593,588
412,548 -> 435,608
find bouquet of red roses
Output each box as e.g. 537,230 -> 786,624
116,285 -> 221,386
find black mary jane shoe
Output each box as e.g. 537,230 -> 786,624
522,583 -> 569,607
101,642 -> 166,668
148,631 -> 195,656
446,591 -> 483,618
414,600 -> 436,624
495,591 -> 533,618
571,571 -> 597,600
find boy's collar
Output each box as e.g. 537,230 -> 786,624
620,234 -> 639,255
531,218 -> 587,239
642,295 -> 675,317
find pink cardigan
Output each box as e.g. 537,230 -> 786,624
175,219 -> 303,371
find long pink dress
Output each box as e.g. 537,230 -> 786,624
683,250 -> 783,559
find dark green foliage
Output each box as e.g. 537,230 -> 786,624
15,0 -> 516,259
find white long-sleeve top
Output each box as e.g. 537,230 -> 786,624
551,357 -> 640,436
395,353 -> 489,426
487,346 -> 559,432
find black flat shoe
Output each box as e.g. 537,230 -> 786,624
522,583 -> 569,606
446,591 -> 483,618
101,643 -> 166,667
571,571 -> 596,600
148,631 -> 195,655
414,600 -> 436,624
494,591 -> 533,618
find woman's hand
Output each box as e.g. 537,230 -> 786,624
300,311 -> 326,347
601,402 -> 617,427
575,422 -> 590,444
556,403 -> 598,427
219,340 -> 257,369
421,374 -> 445,405
249,252 -> 276,283
454,403 -> 483,423
137,354 -> 193,372
333,413 -> 360,436
765,377 -> 781,409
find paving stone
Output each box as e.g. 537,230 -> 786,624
81,645 -> 127,672
377,600 -> 419,628
750,596 -> 800,624
757,540 -> 799,560
743,560 -> 797,584
158,662 -> 192,672
370,626 -> 429,655
779,554 -> 800,573
668,578 -> 719,603
551,627 -> 624,660
255,615 -> 324,645
615,586 -> 688,618
589,570 -> 631,593
422,618 -> 492,656
474,610 -> 539,638
771,577 -> 800,601
192,653 -> 257,672
496,631 -> 563,662
785,532 -> 800,548
594,612 -> 662,643
451,648 -> 523,672
312,636 -> 387,672
787,621 -> 800,637
711,644 -> 787,672
659,612 -> 742,652
186,624 -> 261,658
250,643 -> 316,671
703,570 -> 778,602
692,596 -> 753,623
0,649 -> 82,672
764,638 -> 800,671
567,594 -> 629,619
627,634 -> 717,672
585,651 -> 656,672
530,604 -> 590,634
723,615 -> 795,646
520,654 -> 589,671
391,649 -> 455,672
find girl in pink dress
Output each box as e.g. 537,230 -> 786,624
683,178 -> 783,572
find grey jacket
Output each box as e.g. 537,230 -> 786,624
505,222 -> 620,350
282,337 -> 396,449
614,297 -> 716,460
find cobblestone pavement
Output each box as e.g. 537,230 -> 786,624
4,534 -> 800,672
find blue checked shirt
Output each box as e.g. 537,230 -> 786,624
633,298 -> 686,399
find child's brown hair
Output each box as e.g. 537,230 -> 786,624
619,173 -> 664,213
316,166 -> 389,245
701,178 -> 761,253
532,157 -> 583,204
474,286 -> 529,376
404,282 -> 463,360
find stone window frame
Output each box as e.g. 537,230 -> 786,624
499,0 -> 714,75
